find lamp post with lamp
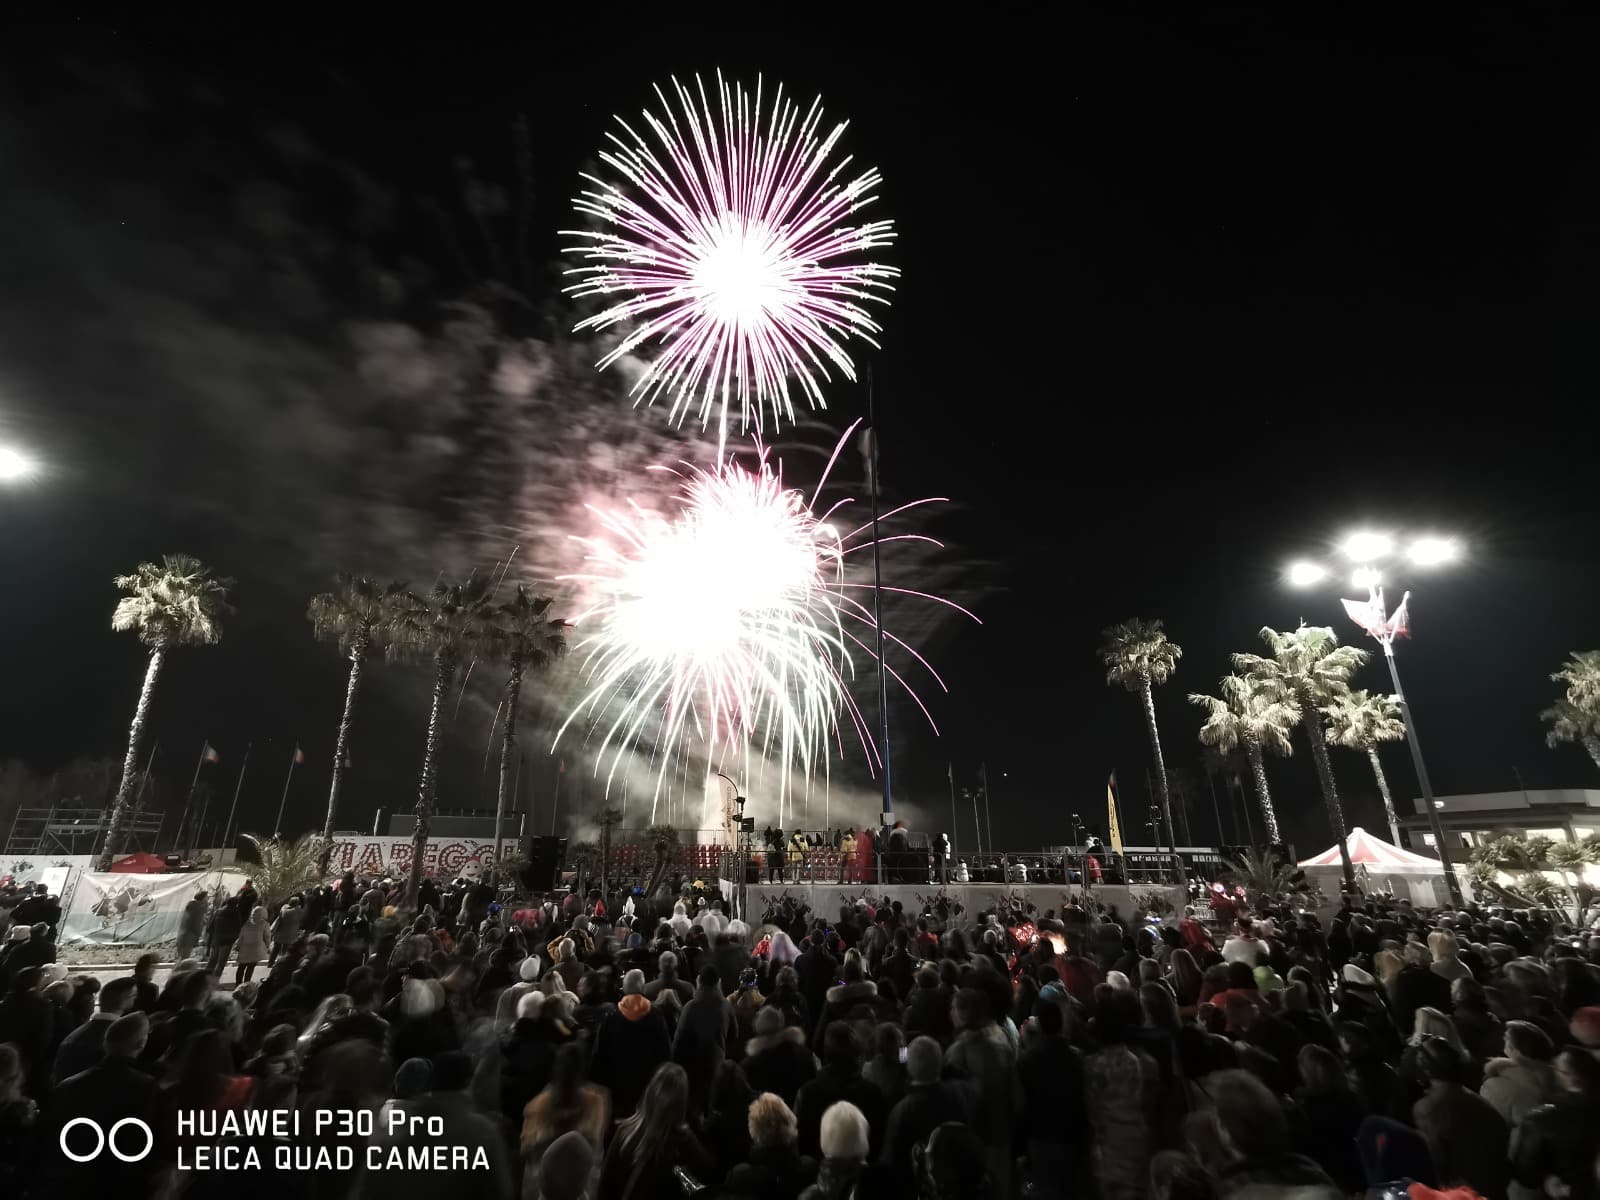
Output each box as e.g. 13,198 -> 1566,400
1286,533 -> 1463,905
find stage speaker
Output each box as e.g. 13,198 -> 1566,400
522,836 -> 567,893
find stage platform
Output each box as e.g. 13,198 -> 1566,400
718,877 -> 1187,926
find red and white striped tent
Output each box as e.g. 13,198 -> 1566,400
1298,826 -> 1442,871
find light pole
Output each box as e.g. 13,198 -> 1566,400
1286,532 -> 1464,905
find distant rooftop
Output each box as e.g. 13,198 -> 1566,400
1409,788 -> 1600,815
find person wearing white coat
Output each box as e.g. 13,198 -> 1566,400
234,905 -> 269,986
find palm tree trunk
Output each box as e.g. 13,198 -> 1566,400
1368,746 -> 1402,846
1140,678 -> 1187,885
493,653 -> 525,880
100,646 -> 166,871
1304,713 -> 1355,890
1243,734 -> 1282,844
1584,735 -> 1600,772
405,652 -> 454,909
319,634 -> 369,871
599,823 -> 612,911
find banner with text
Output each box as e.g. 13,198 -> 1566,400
60,869 -> 249,948
325,836 -> 497,879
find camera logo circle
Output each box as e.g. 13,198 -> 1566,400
60,1116 -> 154,1163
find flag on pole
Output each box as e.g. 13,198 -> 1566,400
1107,770 -> 1125,854
293,745 -> 306,765
202,742 -> 220,764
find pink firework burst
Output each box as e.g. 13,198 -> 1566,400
564,73 -> 898,449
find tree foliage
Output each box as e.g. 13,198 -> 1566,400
112,554 -> 235,649
1099,618 -> 1182,690
240,833 -> 327,907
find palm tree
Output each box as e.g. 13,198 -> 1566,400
1552,650 -> 1600,706
1542,650 -> 1600,772
642,823 -> 681,898
101,555 -> 234,870
240,833 -> 326,908
1099,618 -> 1186,885
1226,847 -> 1298,899
393,576 -> 495,907
487,587 -> 568,872
1235,624 -> 1367,891
1325,689 -> 1408,845
595,806 -> 625,907
1188,674 -> 1300,845
307,576 -> 420,864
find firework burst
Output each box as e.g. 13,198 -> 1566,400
564,73 -> 898,449
557,423 -> 972,819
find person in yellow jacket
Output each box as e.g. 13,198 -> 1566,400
838,828 -> 858,884
788,829 -> 809,881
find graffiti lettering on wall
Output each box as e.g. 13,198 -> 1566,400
326,837 -> 497,878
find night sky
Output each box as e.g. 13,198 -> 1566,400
3,11 -> 1598,856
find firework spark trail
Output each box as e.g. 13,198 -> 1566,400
556,423 -> 974,822
564,72 -> 898,452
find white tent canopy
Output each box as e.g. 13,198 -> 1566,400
1299,826 -> 1443,873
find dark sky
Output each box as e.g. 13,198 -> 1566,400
2,11 -> 1599,855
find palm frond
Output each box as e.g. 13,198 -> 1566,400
111,554 -> 235,649
239,833 -> 327,907
1099,617 -> 1182,690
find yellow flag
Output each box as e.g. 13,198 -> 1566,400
1107,771 -> 1124,854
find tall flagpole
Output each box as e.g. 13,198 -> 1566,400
175,741 -> 209,857
865,367 -> 892,886
221,743 -> 252,848
273,747 -> 299,837
947,763 -> 958,862
981,763 -> 994,854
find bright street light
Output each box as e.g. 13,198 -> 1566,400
1341,531 -> 1393,561
1352,566 -> 1382,589
0,446 -> 34,482
1409,537 -> 1458,566
1287,561 -> 1328,587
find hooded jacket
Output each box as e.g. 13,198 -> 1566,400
590,995 -> 671,1117
742,1024 -> 818,1106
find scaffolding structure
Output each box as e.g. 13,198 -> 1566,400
3,804 -> 164,859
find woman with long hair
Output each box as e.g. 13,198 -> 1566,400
598,1062 -> 716,1200
1167,948 -> 1205,1015
1291,1043 -> 1367,1193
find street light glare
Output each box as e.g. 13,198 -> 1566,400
1352,566 -> 1382,589
1341,531 -> 1393,562
0,447 -> 34,482
1409,537 -> 1458,566
1287,561 -> 1328,587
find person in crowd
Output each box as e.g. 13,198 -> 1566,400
590,968 -> 671,1117
796,1021 -> 888,1161
130,953 -> 160,1013
1510,1045 -> 1600,1200
596,1062 -> 715,1200
29,1011 -> 160,1191
1411,1035 -> 1510,1199
643,949 -> 694,1005
0,1043 -> 35,1187
205,893 -> 243,977
0,967 -> 53,1097
176,890 -> 207,963
945,985 -> 1018,1198
882,1035 -> 968,1191
1017,997 -> 1087,1195
51,974 -> 138,1084
674,963 -> 739,1113
1480,1018 -> 1559,1131
744,1004 -> 818,1107
800,1100 -> 871,1200
268,895 -> 304,964
521,1042 -> 610,1199
1290,1043 -> 1368,1194
723,1091 -> 817,1200
234,903 -> 269,985
1207,1068 -> 1338,1196
357,1050 -> 511,1200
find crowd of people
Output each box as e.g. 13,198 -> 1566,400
0,867 -> 1598,1200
